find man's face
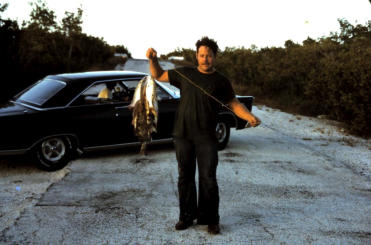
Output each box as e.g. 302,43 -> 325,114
196,45 -> 215,74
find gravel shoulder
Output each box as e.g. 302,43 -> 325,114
0,105 -> 370,244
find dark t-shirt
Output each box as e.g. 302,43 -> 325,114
168,67 -> 235,139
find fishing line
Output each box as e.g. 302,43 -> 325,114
173,69 -> 264,128
174,69 -> 234,113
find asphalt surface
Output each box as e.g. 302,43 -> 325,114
0,106 -> 370,245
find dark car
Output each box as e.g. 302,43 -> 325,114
0,71 -> 254,171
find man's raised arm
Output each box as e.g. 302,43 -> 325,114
146,48 -> 169,83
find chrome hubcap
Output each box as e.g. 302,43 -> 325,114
41,138 -> 66,162
216,123 -> 227,143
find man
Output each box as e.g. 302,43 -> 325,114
146,37 -> 260,235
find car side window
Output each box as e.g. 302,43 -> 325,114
122,80 -> 172,100
71,81 -> 131,106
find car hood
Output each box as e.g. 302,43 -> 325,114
0,101 -> 32,116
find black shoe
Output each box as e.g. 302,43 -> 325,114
175,220 -> 193,230
207,224 -> 220,235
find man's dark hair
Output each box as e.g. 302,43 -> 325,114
196,36 -> 219,55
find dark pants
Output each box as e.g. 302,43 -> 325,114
174,136 -> 219,225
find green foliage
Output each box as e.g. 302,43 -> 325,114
305,21 -> 371,135
28,0 -> 58,32
61,8 -> 83,36
0,3 -> 8,15
0,3 -> 21,98
114,45 -> 132,58
0,0 -> 131,103
164,19 -> 371,137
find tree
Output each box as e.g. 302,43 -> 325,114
0,0 -> 133,103
302,37 -> 316,46
0,3 -> 22,102
28,0 -> 57,32
114,45 -> 132,58
61,8 -> 83,36
61,8 -> 83,71
0,2 -> 8,18
284,39 -> 299,49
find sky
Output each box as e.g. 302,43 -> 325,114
1,0 -> 370,58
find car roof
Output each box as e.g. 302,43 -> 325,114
46,70 -> 148,84
38,71 -> 148,108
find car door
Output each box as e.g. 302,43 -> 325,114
152,84 -> 179,139
68,81 -> 136,148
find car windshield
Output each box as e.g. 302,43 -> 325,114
15,78 -> 66,107
122,80 -> 180,99
122,80 -> 140,89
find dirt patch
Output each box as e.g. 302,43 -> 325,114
321,230 -> 371,239
223,159 -> 240,163
130,157 -> 156,164
261,160 -> 317,176
222,152 -> 244,158
221,152 -> 245,163
247,183 -> 317,200
227,211 -> 262,226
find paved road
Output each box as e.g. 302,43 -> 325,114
1,112 -> 370,244
120,58 -> 175,74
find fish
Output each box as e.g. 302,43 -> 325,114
129,75 -> 158,154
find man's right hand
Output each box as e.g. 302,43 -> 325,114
146,48 -> 169,82
146,48 -> 157,61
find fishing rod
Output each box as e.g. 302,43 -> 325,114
174,69 -> 233,112
173,69 -> 259,128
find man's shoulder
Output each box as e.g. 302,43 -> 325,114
174,66 -> 196,74
214,70 -> 229,81
169,66 -> 197,81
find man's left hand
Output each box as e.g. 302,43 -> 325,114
248,116 -> 261,127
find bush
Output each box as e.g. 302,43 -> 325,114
166,19 -> 371,137
0,1 -> 130,103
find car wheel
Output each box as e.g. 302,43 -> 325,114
35,137 -> 72,171
216,121 -> 230,151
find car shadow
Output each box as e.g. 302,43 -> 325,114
80,141 -> 175,159
0,155 -> 41,172
0,142 -> 175,172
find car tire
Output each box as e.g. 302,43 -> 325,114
35,136 -> 72,171
216,121 -> 230,151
